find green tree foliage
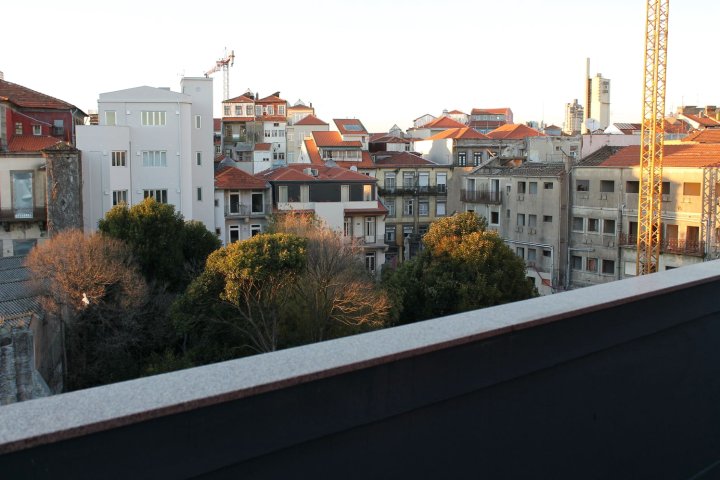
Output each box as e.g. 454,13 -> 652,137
98,198 -> 219,291
383,212 -> 537,324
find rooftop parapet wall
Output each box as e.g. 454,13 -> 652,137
2,262 -> 720,477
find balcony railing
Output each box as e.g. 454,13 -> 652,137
224,204 -> 269,217
619,233 -> 705,257
379,184 -> 447,196
461,189 -> 502,204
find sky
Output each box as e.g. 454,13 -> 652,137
3,1 -> 717,133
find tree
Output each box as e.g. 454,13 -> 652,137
268,212 -> 391,344
383,212 -> 536,324
26,230 -> 149,390
98,198 -> 219,291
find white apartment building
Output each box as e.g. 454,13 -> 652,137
77,78 -> 215,232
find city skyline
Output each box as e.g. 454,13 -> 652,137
4,0 -> 717,133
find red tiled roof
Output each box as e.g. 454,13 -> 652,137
0,79 -> 78,111
222,116 -> 255,122
373,152 -> 435,166
259,164 -> 376,182
344,202 -> 388,215
424,116 -> 467,129
223,95 -> 255,104
334,151 -> 375,169
665,118 -> 692,135
304,138 -> 323,165
471,108 -> 511,115
7,135 -> 61,152
256,94 -> 286,104
312,131 -> 362,148
683,114 -> 720,127
426,127 -> 490,140
295,114 -> 328,126
258,116 -> 287,123
601,144 -> 720,168
254,143 -> 271,151
369,134 -> 410,144
683,129 -> 720,143
215,166 -> 269,190
486,124 -> 545,140
334,119 -> 368,135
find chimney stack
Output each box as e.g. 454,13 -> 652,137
0,71 -> 4,80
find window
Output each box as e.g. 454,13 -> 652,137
251,192 -> 264,213
229,191 -> 241,214
141,111 -> 166,126
544,182 -> 553,190
15,122 -> 22,135
235,105 -> 242,115
602,259 -> 615,275
436,173 -> 447,193
344,217 -> 352,237
365,217 -> 376,239
12,239 -> 36,256
418,172 -> 429,192
403,198 -> 414,216
32,125 -> 41,136
517,213 -> 526,226
251,224 -> 262,237
11,171 -> 33,218
528,248 -> 537,262
385,173 -> 396,192
543,215 -> 553,223
576,180 -> 589,191
142,151 -> 167,167
603,219 -> 616,234
473,152 -> 482,166
197,187 -> 202,201
363,184 -> 373,201
143,189 -> 168,203
278,186 -> 288,202
419,199 -> 429,216
458,152 -> 467,166
386,225 -> 396,243
193,115 -> 201,129
112,190 -> 128,206
403,172 -> 415,188
279,105 -> 286,115
516,247 -> 525,258
587,218 -> 599,232
528,182 -> 537,195
436,200 -> 446,216
572,216 -> 584,231
600,180 -> 615,193
224,105 -> 231,116
528,214 -> 537,227
418,224 -> 429,237
517,181 -> 526,194
386,199 -> 395,217
196,152 -> 202,166
587,258 -> 598,272
571,255 -> 582,270
255,106 -> 262,116
267,106 -> 274,115
365,253 -> 376,274
229,225 -> 240,243
246,105 -> 253,116
111,151 -> 126,167
683,182 -> 701,196
105,111 -> 116,126
543,250 -> 551,258
626,181 -> 640,193
403,225 -> 414,237
490,211 -> 499,224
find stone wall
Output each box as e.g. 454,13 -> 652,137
43,143 -> 83,235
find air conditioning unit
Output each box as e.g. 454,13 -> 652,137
517,194 -> 525,201
662,194 -> 671,202
515,226 -> 524,233
303,167 -> 319,176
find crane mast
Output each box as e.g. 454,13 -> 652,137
205,50 -> 235,101
636,0 -> 669,275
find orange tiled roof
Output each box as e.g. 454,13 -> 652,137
471,108 -> 511,115
334,119 -> 368,135
256,94 -> 286,104
304,138 -> 323,165
257,115 -> 287,123
215,166 -> 269,190
426,127 -> 489,140
683,114 -> 720,127
601,144 -> 720,168
683,129 -> 720,143
373,152 -> 435,166
223,95 -> 255,104
423,116 -> 467,129
370,134 -> 410,144
295,115 -> 328,126
222,116 -> 255,122
0,79 -> 78,111
312,131 -> 362,148
254,143 -> 271,151
7,135 -> 62,152
259,164 -> 376,182
486,124 -> 545,140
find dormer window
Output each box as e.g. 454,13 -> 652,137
32,125 -> 41,136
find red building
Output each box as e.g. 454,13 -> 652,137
0,78 -> 86,152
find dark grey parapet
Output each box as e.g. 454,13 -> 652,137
1,261 -> 720,478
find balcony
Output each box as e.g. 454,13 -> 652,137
0,207 -> 47,223
224,204 -> 269,218
378,184 -> 447,196
461,189 -> 502,204
619,234 -> 705,257
3,262 -> 720,478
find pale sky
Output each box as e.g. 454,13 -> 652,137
3,0 -> 716,133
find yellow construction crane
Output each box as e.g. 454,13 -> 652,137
205,49 -> 235,101
636,0 -> 669,275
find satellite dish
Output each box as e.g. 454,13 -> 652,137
585,118 -> 599,132
350,165 -> 358,171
